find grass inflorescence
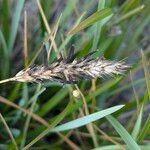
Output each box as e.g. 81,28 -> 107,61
0,49 -> 130,84
0,0 -> 149,150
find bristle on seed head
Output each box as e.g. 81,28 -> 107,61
0,51 -> 130,84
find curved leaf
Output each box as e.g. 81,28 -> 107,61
51,105 -> 124,132
68,8 -> 113,35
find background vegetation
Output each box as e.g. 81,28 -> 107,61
0,0 -> 149,149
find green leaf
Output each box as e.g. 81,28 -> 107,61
94,145 -> 150,150
141,50 -> 150,100
0,30 -> 9,78
23,99 -> 73,150
0,30 -> 8,56
114,5 -> 144,25
1,0 -> 10,41
8,0 -> 25,52
92,0 -> 105,51
28,86 -> 46,105
106,115 -> 141,150
51,105 -> 124,132
50,78 -> 121,123
137,115 -> 150,143
60,0 -> 78,25
21,84 -> 44,149
58,12 -> 86,53
68,8 -> 113,35
127,14 -> 150,51
37,88 -> 69,116
110,78 -> 145,97
120,0 -> 140,14
132,106 -> 143,140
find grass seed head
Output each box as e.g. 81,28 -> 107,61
0,51 -> 130,84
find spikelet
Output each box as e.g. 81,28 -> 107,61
0,50 -> 130,85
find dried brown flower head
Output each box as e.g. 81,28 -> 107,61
0,50 -> 130,85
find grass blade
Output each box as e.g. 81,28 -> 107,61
0,30 -> 8,56
114,5 -> 144,25
48,79 -> 121,123
37,88 -> 69,116
131,106 -> 143,140
0,96 -> 48,126
21,85 -> 45,148
92,0 -> 105,51
94,145 -> 150,150
137,115 -> 150,143
58,12 -> 86,53
106,115 -> 141,150
69,78 -> 121,115
51,105 -> 124,132
0,30 -> 9,78
68,8 -> 113,35
141,50 -> 150,100
8,0 -> 25,52
120,0 -> 140,14
1,0 -> 10,41
0,113 -> 18,150
23,99 -> 73,150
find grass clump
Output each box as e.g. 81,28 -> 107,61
0,0 -> 149,149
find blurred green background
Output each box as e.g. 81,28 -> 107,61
0,0 -> 150,149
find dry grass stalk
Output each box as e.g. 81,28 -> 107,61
0,50 -> 130,85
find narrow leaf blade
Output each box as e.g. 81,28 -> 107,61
137,115 -> 150,142
68,8 -> 113,35
8,0 -> 25,52
131,106 -> 143,140
106,115 -> 141,150
51,105 -> 124,132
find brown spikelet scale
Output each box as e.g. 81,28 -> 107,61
0,51 -> 130,85
0,50 -> 130,85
